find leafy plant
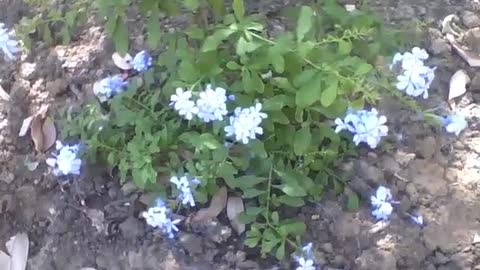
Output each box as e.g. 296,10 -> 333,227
63,0 -> 406,262
16,0 -> 90,47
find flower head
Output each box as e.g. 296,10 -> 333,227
370,186 -> 396,221
392,47 -> 435,99
443,114 -> 467,136
95,75 -> 129,102
170,88 -> 199,120
224,103 -> 267,144
46,141 -> 82,176
132,50 -> 153,72
196,85 -> 228,123
335,108 -> 388,149
0,23 -> 19,60
170,176 -> 200,207
294,243 -> 317,270
142,199 -> 181,238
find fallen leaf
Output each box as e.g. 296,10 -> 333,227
0,84 -> 10,101
84,209 -> 105,233
2,233 -> 29,270
112,52 -> 133,70
474,233 -> 480,244
41,117 -> 56,151
30,115 -> 44,152
163,251 -> 180,270
0,251 -> 10,269
446,34 -> 480,67
449,70 -> 470,100
226,196 -> 245,234
193,187 -> 227,221
18,116 -> 33,137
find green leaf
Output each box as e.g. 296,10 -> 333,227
147,13 -> 161,49
275,240 -> 286,260
274,183 -> 307,197
249,140 -> 267,159
263,95 -> 289,111
243,188 -> 266,198
245,237 -> 260,248
355,62 -> 373,75
226,61 -> 241,70
236,175 -> 266,189
113,16 -> 129,53
293,126 -> 311,156
338,39 -> 352,55
209,0 -> 226,17
199,133 -> 221,150
320,77 -> 338,107
201,28 -> 236,52
276,195 -> 305,207
236,36 -> 262,57
184,0 -> 200,11
271,211 -> 279,224
296,6 -> 314,41
232,0 -> 245,20
279,221 -> 306,236
347,193 -> 360,210
295,74 -> 321,108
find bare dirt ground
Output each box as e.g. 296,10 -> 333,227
2,0 -> 480,269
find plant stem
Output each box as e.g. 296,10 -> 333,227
265,164 -> 273,225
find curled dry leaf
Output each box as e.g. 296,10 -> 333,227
449,70 -> 470,101
0,233 -> 30,270
41,117 -> 56,151
112,52 -> 133,70
446,34 -> 480,67
441,14 -> 462,37
226,196 -> 245,234
192,187 -> 227,222
30,115 -> 44,152
0,84 -> 10,101
18,116 -> 33,137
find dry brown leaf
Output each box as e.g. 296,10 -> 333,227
112,52 -> 133,70
446,34 -> 480,67
193,187 -> 227,221
0,250 -> 10,269
449,70 -> 470,101
30,115 -> 44,152
226,196 -> 245,234
18,116 -> 33,137
0,85 -> 10,101
5,233 -> 29,270
41,117 -> 56,151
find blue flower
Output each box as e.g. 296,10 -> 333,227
170,88 -> 199,120
170,176 -> 200,207
46,141 -> 82,176
408,214 -> 424,226
224,103 -> 267,144
443,115 -> 467,136
335,108 -> 388,149
196,85 -> 229,123
0,23 -> 19,60
94,75 -> 129,102
294,243 -> 317,270
370,186 -> 396,221
142,198 -> 181,238
132,50 -> 153,72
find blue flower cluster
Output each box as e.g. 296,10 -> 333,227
0,22 -> 20,60
442,114 -> 467,136
170,175 -> 200,207
391,47 -> 436,99
334,108 -> 388,149
224,103 -> 268,144
294,243 -> 317,270
142,198 -> 181,238
94,75 -> 129,102
170,85 -> 268,144
370,186 -> 423,226
46,141 -> 82,176
131,50 -> 153,72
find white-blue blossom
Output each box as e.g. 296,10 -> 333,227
46,141 -> 82,176
0,23 -> 19,60
370,186 -> 396,220
196,85 -> 228,123
392,47 -> 435,99
95,75 -> 129,102
132,50 -> 153,72
295,243 -> 317,270
224,103 -> 267,144
170,176 -> 200,207
142,199 -> 181,238
443,114 -> 467,136
408,213 -> 424,226
334,108 -> 388,149
170,88 -> 199,120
